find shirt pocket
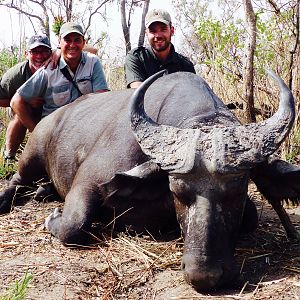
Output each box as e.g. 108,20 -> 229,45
77,76 -> 93,94
52,85 -> 70,107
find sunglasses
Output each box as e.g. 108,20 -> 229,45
29,49 -> 51,55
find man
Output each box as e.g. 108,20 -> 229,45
11,22 -> 109,132
0,35 -> 52,160
125,8 -> 196,88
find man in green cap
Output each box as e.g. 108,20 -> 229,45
0,34 -> 52,160
125,8 -> 196,88
11,22 -> 109,132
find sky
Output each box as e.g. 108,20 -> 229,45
0,0 -> 176,54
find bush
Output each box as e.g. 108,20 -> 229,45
0,49 -> 20,77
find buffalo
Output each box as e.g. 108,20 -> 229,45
0,70 -> 299,291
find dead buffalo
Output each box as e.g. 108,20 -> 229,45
0,70 -> 299,291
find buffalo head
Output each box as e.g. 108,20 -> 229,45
129,70 -> 295,291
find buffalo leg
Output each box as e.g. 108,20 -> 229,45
34,182 -> 60,202
0,186 -> 21,214
45,184 -> 98,245
0,173 -> 32,214
0,154 -> 48,214
270,200 -> 300,240
240,196 -> 258,235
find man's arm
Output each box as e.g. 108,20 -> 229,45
128,81 -> 143,88
10,93 -> 39,132
0,65 -> 23,107
44,49 -> 60,70
10,69 -> 47,132
124,50 -> 146,88
0,98 -> 11,107
91,59 -> 109,92
94,89 -> 109,93
0,86 -> 13,107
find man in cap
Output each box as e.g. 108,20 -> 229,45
125,8 -> 196,88
11,22 -> 109,133
0,34 -> 52,160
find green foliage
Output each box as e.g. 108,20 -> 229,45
0,271 -> 33,300
191,1 -> 298,80
52,15 -> 65,37
194,15 -> 244,78
284,129 -> 300,164
0,109 -> 17,179
193,11 -> 291,78
0,49 -> 19,77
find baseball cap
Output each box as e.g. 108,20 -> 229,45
145,9 -> 172,27
59,22 -> 84,38
28,35 -> 51,50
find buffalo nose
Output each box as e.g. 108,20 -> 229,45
181,254 -> 225,291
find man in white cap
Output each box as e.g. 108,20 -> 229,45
125,8 -> 195,88
11,22 -> 109,133
0,35 -> 52,161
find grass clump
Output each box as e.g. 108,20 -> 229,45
0,108 -> 18,179
0,272 -> 33,300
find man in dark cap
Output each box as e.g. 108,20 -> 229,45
11,22 -> 109,133
0,34 -> 52,160
125,8 -> 196,88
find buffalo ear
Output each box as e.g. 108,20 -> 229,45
251,157 -> 300,240
251,158 -> 300,204
99,161 -> 168,205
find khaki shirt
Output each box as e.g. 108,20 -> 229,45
18,52 -> 108,117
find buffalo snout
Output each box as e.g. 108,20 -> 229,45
181,253 -> 236,291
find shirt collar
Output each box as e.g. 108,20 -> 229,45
148,43 -> 176,64
58,52 -> 86,70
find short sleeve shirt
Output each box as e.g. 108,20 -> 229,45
125,44 -> 196,87
0,61 -> 32,100
17,52 -> 108,117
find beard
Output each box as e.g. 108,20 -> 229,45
150,36 -> 172,52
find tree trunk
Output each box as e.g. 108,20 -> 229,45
288,0 -> 300,90
120,0 -> 131,54
138,0 -> 150,47
243,0 -> 257,123
65,0 -> 73,22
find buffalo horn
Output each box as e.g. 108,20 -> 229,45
130,70 -> 202,173
209,70 -> 295,173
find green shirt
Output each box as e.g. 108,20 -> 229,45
0,60 -> 32,100
125,44 -> 196,88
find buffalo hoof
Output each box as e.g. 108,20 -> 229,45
44,208 -> 91,245
45,207 -> 62,230
0,186 -> 18,214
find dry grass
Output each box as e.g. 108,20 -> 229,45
0,182 -> 299,300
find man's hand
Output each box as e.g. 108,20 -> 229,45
43,49 -> 61,69
29,97 -> 44,108
129,81 -> 143,88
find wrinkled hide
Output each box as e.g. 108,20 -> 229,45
0,71 -> 298,292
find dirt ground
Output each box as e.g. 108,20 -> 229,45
0,180 -> 299,300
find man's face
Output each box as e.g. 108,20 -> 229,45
59,33 -> 85,62
146,22 -> 174,53
26,46 -> 51,72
